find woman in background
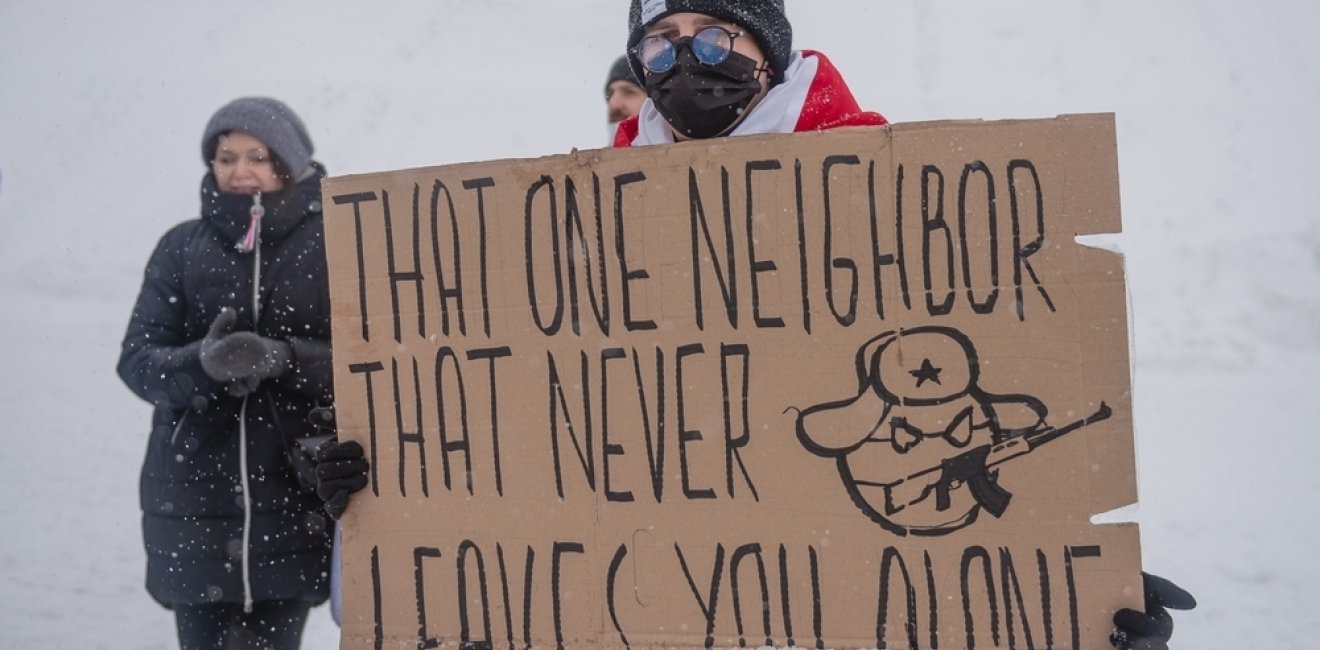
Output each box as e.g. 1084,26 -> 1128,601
118,97 -> 333,649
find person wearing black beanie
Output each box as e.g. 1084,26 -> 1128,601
303,7 -> 1192,648
615,5 -> 1197,649
615,0 -> 888,145
605,54 -> 646,143
118,97 -> 334,649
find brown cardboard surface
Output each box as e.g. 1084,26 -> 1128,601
321,113 -> 1142,649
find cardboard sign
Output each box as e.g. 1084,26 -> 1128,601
321,114 -> 1142,650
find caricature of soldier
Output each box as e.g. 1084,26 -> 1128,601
797,326 -> 1049,535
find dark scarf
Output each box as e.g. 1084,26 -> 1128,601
199,163 -> 325,246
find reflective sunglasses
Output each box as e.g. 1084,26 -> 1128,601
634,25 -> 746,74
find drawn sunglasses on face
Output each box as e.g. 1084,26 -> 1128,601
634,25 -> 746,74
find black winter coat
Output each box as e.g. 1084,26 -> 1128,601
118,167 -> 334,607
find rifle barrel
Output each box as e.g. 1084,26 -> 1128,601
986,402 -> 1112,467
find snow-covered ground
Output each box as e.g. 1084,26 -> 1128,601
2,1 -> 1318,647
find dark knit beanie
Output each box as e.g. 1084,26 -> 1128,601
201,97 -> 314,178
627,0 -> 792,86
606,54 -> 639,93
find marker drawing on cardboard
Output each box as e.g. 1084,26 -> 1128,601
319,115 -> 1145,649
796,326 -> 1112,536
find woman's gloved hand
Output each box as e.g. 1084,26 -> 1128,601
198,308 -> 292,393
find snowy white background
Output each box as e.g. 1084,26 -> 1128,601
2,0 -> 1318,648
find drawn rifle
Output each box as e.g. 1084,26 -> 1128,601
885,402 -> 1113,518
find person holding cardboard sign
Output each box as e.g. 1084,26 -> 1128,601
312,2 -> 1195,647
118,97 -> 334,650
616,3 -> 1196,648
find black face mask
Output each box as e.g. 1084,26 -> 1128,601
643,41 -> 766,139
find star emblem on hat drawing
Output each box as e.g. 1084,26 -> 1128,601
909,358 -> 942,387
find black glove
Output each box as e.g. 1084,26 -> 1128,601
314,439 -> 369,520
199,309 -> 293,391
1110,572 -> 1197,650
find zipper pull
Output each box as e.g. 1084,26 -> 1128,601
236,191 -> 264,253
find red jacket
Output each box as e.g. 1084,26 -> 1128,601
614,50 -> 887,148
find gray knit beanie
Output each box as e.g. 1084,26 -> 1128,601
627,0 -> 792,86
201,97 -> 314,178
